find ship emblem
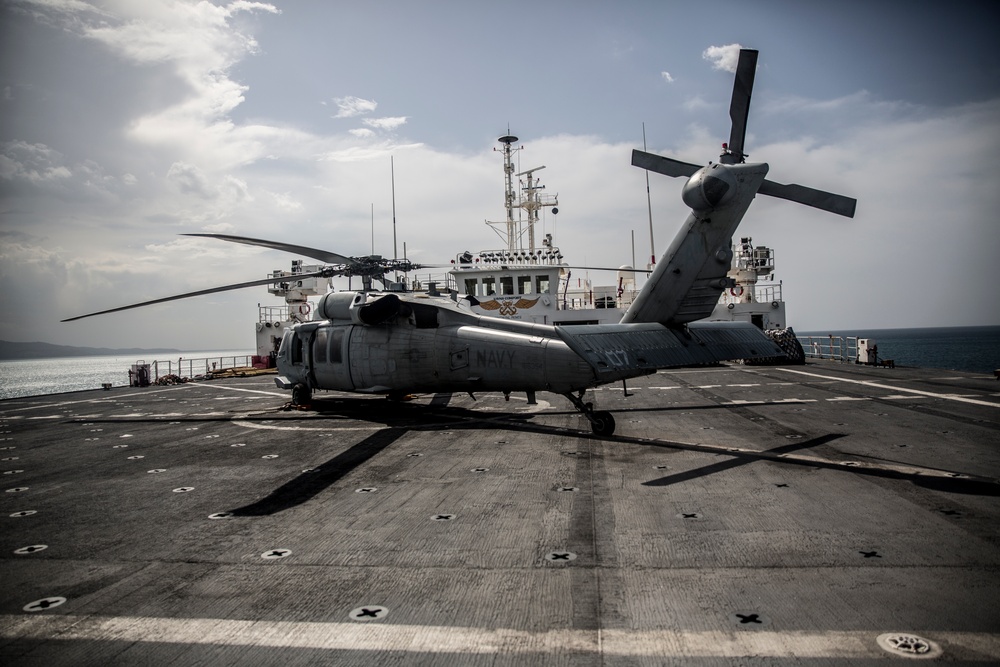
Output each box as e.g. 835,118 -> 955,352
477,297 -> 540,316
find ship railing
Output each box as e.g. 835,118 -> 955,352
798,335 -> 860,363
142,354 -> 256,381
718,284 -> 783,306
259,305 -> 288,323
560,289 -> 639,310
260,303 -> 316,323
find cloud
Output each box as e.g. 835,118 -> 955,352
661,71 -> 674,83
0,141 -> 72,183
318,141 -> 424,163
349,128 -> 376,139
363,116 -> 408,132
702,43 -> 745,73
332,95 -> 378,118
34,0 -> 291,172
682,95 -> 713,112
166,161 -> 214,197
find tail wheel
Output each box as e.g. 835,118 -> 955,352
590,410 -> 616,436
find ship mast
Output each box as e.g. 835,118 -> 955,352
499,134 -> 519,251
489,134 -> 558,253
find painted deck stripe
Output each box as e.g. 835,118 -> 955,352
777,369 -> 1000,408
1,615 -> 997,659
199,384 -> 288,398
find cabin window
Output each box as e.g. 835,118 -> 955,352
517,275 -> 532,294
483,276 -> 496,295
330,328 -> 344,363
464,278 -> 478,296
536,275 -> 550,293
291,333 -> 304,365
500,276 -> 514,295
314,328 -> 328,364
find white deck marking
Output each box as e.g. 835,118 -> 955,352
233,420 -> 381,433
777,369 -> 1000,408
1,615 -> 997,659
2,386 -> 195,413
198,384 -> 287,398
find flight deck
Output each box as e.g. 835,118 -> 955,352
2,360 -> 999,664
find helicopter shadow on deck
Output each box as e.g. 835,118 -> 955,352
226,394 -> 1000,517
227,393 -> 541,516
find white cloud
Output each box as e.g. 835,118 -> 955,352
682,95 -> 713,112
0,141 -> 72,183
702,43 -> 745,73
166,161 -> 214,197
363,116 -> 408,131
661,71 -> 674,83
349,128 -> 376,139
333,96 -> 378,118
318,141 -> 424,163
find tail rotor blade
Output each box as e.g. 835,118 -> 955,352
61,269 -> 336,322
758,179 -> 857,218
727,49 -> 758,161
631,150 -> 701,178
183,233 -> 358,267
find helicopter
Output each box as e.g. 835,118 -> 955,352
63,49 -> 855,436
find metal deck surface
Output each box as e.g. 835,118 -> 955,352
2,360 -> 999,665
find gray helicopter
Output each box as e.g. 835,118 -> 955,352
64,49 -> 855,436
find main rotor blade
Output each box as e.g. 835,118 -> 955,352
757,179 -> 857,218
61,270 -> 335,322
559,264 -> 652,274
183,233 -> 357,266
631,150 -> 701,178
728,49 -> 758,159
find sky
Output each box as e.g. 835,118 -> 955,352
2,0 -> 998,350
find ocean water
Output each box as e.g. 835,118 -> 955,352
1,326 -> 998,401
0,350 -> 254,401
797,326 -> 1000,375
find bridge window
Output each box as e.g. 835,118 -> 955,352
483,276 -> 496,295
500,276 -> 514,295
536,275 -> 551,293
517,276 -> 532,294
464,278 -> 478,296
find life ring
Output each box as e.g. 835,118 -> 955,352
298,302 -> 312,316
730,285 -> 744,297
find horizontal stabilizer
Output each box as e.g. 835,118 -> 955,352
556,321 -> 784,377
758,180 -> 857,218
631,150 -> 701,178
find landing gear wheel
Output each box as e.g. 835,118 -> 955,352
562,392 -> 617,437
590,410 -> 616,436
291,383 -> 312,406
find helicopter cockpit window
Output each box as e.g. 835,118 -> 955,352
517,276 -> 531,294
536,275 -> 550,293
500,276 -> 514,295
483,276 -> 496,295
464,278 -> 478,296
